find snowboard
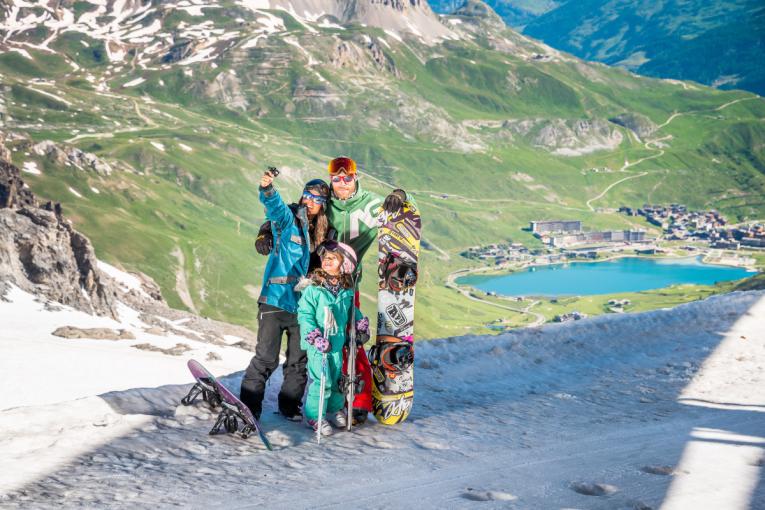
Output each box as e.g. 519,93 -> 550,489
181,359 -> 273,450
370,200 -> 420,425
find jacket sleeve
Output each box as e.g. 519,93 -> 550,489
297,286 -> 320,349
259,186 -> 293,232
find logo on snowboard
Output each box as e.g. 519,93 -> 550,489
386,303 -> 407,327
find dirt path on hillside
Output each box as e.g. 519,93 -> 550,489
446,267 -> 546,327
171,246 -> 198,314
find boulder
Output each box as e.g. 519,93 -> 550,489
53,327 -> 135,340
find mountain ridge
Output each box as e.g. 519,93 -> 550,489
428,0 -> 765,96
0,0 -> 763,337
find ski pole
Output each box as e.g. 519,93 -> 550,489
317,353 -> 327,445
317,306 -> 336,444
346,272 -> 358,432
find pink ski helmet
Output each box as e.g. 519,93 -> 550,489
317,240 -> 357,274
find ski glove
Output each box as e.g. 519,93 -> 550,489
255,221 -> 273,255
382,189 -> 407,214
306,328 -> 331,353
355,317 -> 370,346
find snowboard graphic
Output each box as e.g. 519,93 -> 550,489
370,200 -> 420,425
181,359 -> 273,450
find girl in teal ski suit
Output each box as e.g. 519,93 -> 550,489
297,241 -> 368,435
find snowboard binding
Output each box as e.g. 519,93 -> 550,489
210,401 -> 251,437
378,253 -> 417,292
182,360 -> 273,449
339,373 -> 365,395
181,377 -> 222,409
369,337 -> 414,376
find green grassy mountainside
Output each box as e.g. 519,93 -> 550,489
429,0 -> 765,96
1,0 -> 764,338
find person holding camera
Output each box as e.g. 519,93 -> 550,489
240,169 -> 331,422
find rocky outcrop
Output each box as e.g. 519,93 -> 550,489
534,119 -> 623,156
608,113 -> 658,139
53,327 -> 136,340
132,342 -> 191,356
450,0 -> 505,32
331,38 -> 400,77
0,159 -> 258,349
204,72 -> 248,111
0,132 -> 11,163
501,118 -> 623,156
0,161 -> 118,317
32,141 -> 113,176
162,39 -> 197,63
0,160 -> 36,209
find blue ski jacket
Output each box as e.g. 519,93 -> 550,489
257,185 -> 310,314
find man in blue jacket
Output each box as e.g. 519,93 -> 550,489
240,170 -> 331,421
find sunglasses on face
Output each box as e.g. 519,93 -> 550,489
302,192 -> 327,205
331,175 -> 355,184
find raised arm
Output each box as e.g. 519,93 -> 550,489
259,171 -> 293,231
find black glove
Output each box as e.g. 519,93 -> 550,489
382,189 -> 407,214
255,221 -> 273,255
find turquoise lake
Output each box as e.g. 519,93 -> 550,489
457,257 -> 754,297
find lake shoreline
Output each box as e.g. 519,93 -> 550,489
454,254 -> 756,298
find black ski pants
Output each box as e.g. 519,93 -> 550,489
240,303 -> 307,419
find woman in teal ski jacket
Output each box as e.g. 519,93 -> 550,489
240,172 -> 331,422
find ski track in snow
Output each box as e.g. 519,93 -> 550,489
1,291 -> 764,508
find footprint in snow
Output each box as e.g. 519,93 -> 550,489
181,442 -> 208,455
640,465 -> 675,476
363,437 -> 398,449
570,482 -> 618,496
285,460 -> 306,470
415,440 -> 449,450
461,488 -> 517,501
264,430 -> 293,448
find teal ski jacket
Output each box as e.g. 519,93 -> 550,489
257,185 -> 310,314
297,282 -> 362,353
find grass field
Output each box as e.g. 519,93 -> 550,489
3,4 -> 765,338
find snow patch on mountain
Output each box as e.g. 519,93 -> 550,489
123,77 -> 146,88
21,161 -> 40,175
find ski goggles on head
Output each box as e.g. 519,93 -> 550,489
302,191 -> 327,205
328,157 -> 357,176
331,174 -> 355,184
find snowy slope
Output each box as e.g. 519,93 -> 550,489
1,291 -> 764,509
0,285 -> 255,410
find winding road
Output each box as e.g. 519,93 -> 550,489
446,267 -> 546,327
586,96 -> 758,211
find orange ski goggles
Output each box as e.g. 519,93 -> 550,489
328,156 -> 357,176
